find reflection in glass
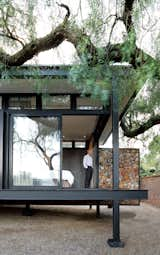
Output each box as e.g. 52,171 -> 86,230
75,142 -> 85,148
42,95 -> 70,109
12,116 -> 60,186
62,142 -> 72,148
77,97 -> 103,110
8,96 -> 36,109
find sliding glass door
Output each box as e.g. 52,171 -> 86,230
11,114 -> 61,187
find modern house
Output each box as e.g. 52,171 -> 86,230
0,65 -> 147,247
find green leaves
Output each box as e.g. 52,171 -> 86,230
69,57 -> 136,107
141,135 -> 160,175
121,30 -> 136,62
69,58 -> 112,105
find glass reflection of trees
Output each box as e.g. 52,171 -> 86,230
13,116 -> 60,186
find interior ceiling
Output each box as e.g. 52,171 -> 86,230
62,116 -> 98,141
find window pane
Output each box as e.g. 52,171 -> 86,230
42,95 -> 70,109
62,142 -> 72,148
77,97 -> 103,110
12,116 -> 60,186
8,96 -> 36,109
75,142 -> 86,148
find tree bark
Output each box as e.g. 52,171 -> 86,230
122,0 -> 135,32
120,115 -> 160,137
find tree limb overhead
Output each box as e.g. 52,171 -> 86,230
120,114 -> 160,137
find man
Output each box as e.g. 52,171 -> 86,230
83,148 -> 93,188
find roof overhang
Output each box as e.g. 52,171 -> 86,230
0,65 -> 136,144
0,78 -> 80,94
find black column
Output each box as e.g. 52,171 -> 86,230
36,94 -> 42,110
107,75 -> 124,248
0,110 -> 4,189
95,139 -> 100,217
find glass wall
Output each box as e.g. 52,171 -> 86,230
77,97 -> 103,110
12,116 -> 60,186
8,96 -> 36,109
42,95 -> 70,109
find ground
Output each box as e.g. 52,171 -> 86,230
0,203 -> 159,255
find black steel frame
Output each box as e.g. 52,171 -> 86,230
107,75 -> 124,247
0,189 -> 147,202
0,87 -> 148,248
0,111 -> 3,189
2,106 -> 108,190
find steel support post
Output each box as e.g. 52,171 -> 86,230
107,74 -> 124,248
0,111 -> 4,189
22,203 -> 33,216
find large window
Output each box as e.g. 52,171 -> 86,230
12,116 -> 60,187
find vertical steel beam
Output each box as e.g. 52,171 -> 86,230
112,76 -> 119,190
0,110 -> 4,188
107,74 -> 124,248
3,112 -> 9,189
71,95 -> 77,110
36,94 -> 42,110
95,139 -> 100,217
59,116 -> 62,189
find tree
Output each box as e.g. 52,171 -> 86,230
13,116 -> 60,170
0,0 -> 159,137
141,135 -> 160,175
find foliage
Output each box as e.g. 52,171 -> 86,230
0,0 -> 37,49
69,59 -> 111,105
141,135 -> 160,176
0,0 -> 159,138
122,78 -> 160,135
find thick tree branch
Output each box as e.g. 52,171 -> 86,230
0,19 -> 99,66
122,0 -> 135,33
0,25 -> 67,66
0,0 -> 157,71
120,114 -> 160,137
56,2 -> 70,22
0,3 -> 71,66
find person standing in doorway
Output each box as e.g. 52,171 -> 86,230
83,148 -> 93,188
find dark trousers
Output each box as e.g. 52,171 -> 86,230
84,166 -> 93,188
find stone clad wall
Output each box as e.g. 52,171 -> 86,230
99,148 -> 140,205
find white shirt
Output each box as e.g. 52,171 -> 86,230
83,154 -> 93,168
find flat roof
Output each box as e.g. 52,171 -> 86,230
0,65 -> 136,145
